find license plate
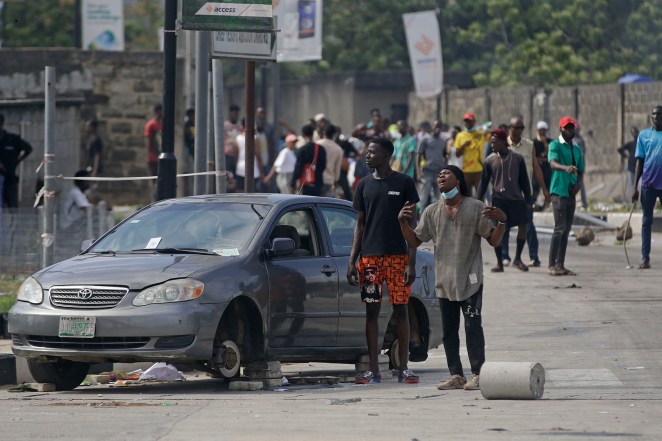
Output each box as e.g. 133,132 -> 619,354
59,316 -> 96,338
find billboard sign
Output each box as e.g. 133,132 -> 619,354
403,11 -> 443,98
182,1 -> 273,32
274,0 -> 322,62
82,0 -> 125,51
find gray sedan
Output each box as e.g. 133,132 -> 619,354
10,194 -> 441,390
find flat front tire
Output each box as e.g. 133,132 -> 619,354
27,358 -> 90,391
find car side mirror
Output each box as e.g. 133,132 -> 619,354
81,239 -> 95,252
269,237 -> 295,258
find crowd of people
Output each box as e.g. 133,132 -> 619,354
172,104 -> 661,275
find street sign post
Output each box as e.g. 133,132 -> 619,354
182,1 -> 273,32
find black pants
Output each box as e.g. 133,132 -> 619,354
549,194 -> 575,267
439,285 -> 485,377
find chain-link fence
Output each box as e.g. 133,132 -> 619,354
0,203 -> 115,278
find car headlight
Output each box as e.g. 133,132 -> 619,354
133,279 -> 204,306
17,277 -> 44,304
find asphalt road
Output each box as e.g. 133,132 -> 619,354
1,230 -> 661,441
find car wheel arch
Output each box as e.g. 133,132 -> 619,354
214,296 -> 265,365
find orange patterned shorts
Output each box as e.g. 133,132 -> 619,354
358,254 -> 411,305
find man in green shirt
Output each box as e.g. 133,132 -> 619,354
548,116 -> 585,276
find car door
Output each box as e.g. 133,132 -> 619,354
317,204 -> 392,347
265,206 -> 339,347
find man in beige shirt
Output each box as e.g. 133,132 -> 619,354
317,124 -> 344,198
503,116 -> 550,268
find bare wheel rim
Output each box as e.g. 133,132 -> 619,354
219,339 -> 241,377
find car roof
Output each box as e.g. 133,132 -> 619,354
152,193 -> 354,209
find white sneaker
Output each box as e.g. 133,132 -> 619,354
502,259 -> 511,267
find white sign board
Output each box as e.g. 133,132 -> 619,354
403,11 -> 443,98
211,29 -> 276,60
274,0 -> 322,62
82,0 -> 125,51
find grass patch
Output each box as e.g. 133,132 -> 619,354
0,278 -> 22,296
0,295 -> 16,313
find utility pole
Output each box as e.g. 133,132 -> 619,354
156,0 -> 178,200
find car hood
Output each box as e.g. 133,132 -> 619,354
35,253 -> 235,290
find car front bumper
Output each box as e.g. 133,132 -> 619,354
9,299 -> 228,363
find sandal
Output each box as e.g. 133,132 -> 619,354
639,261 -> 651,269
560,267 -> 576,276
398,369 -> 420,384
355,370 -> 381,384
491,264 -> 504,273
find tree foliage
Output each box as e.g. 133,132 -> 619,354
2,0 -> 77,48
2,0 -> 660,86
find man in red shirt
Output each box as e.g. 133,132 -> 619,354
144,104 -> 162,177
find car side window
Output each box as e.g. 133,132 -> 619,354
271,209 -> 320,257
319,207 -> 356,256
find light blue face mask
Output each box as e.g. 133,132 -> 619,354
441,186 -> 459,200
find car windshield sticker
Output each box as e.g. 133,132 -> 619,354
146,237 -> 162,249
129,219 -> 141,223
214,248 -> 239,256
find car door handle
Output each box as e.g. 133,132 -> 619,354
320,265 -> 337,275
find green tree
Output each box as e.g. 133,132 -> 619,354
124,0 -> 163,51
2,0 -> 77,48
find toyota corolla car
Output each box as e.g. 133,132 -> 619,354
9,194 -> 441,390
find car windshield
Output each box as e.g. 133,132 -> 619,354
89,202 -> 270,255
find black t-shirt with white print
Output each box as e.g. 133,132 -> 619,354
353,171 -> 420,257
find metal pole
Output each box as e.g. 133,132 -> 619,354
194,32 -> 209,195
206,70 -> 215,194
244,61 -> 256,193
42,66 -> 56,269
212,59 -> 227,193
272,62 -> 281,151
157,0 -> 178,201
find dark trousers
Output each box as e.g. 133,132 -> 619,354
549,194 -> 575,267
439,285 -> 485,377
500,206 -> 539,262
641,186 -> 662,263
2,175 -> 19,208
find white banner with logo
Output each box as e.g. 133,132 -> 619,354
402,11 -> 443,98
82,0 -> 125,51
273,0 -> 322,62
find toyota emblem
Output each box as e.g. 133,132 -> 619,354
77,288 -> 93,300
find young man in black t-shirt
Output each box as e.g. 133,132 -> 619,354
347,138 -> 420,384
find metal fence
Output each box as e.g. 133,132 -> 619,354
0,202 -> 115,277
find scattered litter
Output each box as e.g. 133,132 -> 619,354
282,376 -> 289,385
8,384 -> 38,393
553,283 -> 581,289
624,366 -> 646,370
273,388 -> 288,392
138,362 -> 186,381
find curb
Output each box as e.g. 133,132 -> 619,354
0,353 -> 17,385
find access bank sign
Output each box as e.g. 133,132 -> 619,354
182,1 -> 273,32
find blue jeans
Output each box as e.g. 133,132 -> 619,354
641,186 -> 662,263
500,205 -> 539,262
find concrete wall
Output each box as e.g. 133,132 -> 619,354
0,49 -> 185,208
410,82 -> 662,203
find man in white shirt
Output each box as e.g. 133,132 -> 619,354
317,124 -> 344,198
60,170 -> 91,231
264,134 -> 298,194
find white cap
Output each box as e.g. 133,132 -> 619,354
314,113 -> 326,122
536,121 -> 549,130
